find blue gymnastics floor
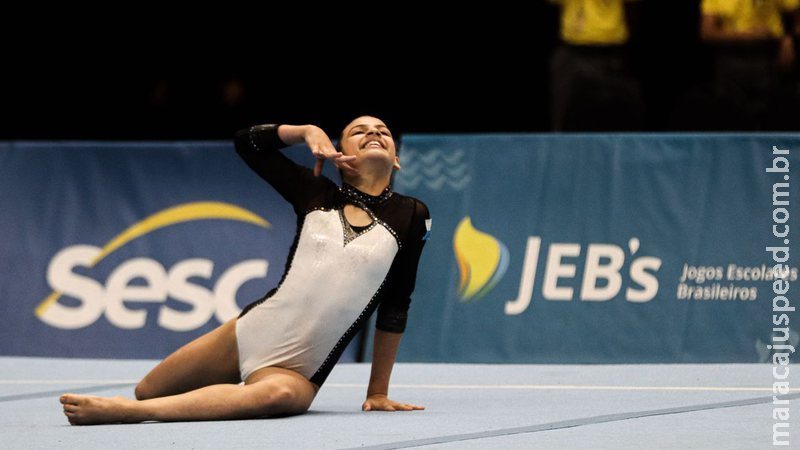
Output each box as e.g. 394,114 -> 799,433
1,357 -> 797,449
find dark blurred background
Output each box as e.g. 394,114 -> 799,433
1,1 -> 797,140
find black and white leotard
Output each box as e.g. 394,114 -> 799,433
233,124 -> 430,387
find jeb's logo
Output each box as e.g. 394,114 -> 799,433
452,216 -> 663,314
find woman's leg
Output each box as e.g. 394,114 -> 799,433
60,366 -> 318,425
134,319 -> 241,400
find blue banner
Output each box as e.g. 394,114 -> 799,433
4,135 -> 799,364
387,134 -> 800,363
0,141 -> 361,360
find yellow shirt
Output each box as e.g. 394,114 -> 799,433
702,0 -> 799,37
550,0 -> 638,45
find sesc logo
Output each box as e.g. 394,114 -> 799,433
36,202 -> 271,331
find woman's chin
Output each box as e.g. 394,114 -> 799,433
360,147 -> 391,157
350,158 -> 394,178
358,151 -> 393,166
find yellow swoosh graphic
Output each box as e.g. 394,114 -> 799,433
35,201 -> 270,317
454,216 -> 503,301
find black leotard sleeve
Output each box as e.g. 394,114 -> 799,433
234,124 -> 336,213
374,198 -> 430,333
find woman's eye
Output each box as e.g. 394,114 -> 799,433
352,131 -> 364,135
381,131 -> 391,136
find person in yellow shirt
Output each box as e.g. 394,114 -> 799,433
700,0 -> 799,129
548,0 -> 644,131
702,0 -> 797,39
555,0 -> 635,45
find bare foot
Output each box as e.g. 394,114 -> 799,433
60,394 -> 140,425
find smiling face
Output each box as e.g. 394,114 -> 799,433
339,116 -> 400,171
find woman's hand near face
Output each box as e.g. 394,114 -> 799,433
302,125 -> 358,177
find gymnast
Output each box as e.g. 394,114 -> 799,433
60,116 -> 430,424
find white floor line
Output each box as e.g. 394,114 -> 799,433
0,380 -> 138,385
327,383 -> 800,392
1,380 -> 795,392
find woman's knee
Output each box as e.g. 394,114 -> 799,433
271,385 -> 297,406
253,384 -> 311,416
265,385 -> 297,408
134,379 -> 158,400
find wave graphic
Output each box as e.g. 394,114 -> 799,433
395,147 -> 470,191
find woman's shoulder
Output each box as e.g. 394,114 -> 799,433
390,192 -> 429,218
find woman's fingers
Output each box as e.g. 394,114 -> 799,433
309,139 -> 360,177
362,396 -> 426,412
313,152 -> 359,177
391,401 -> 424,411
311,147 -> 336,177
337,163 -> 359,176
333,154 -> 357,162
313,159 -> 324,177
332,154 -> 358,174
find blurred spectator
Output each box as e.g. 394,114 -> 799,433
138,74 -> 253,138
217,75 -> 251,133
548,0 -> 644,131
699,0 -> 800,130
220,76 -> 246,108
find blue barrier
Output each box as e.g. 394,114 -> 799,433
2,134 -> 798,364
373,134 -> 800,364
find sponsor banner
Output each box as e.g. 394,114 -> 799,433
0,141 -> 361,360
387,134 -> 800,363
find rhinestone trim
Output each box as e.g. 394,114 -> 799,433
340,183 -> 393,206
311,277 -> 388,384
338,208 -> 378,246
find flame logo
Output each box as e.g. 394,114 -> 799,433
453,216 -> 509,301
